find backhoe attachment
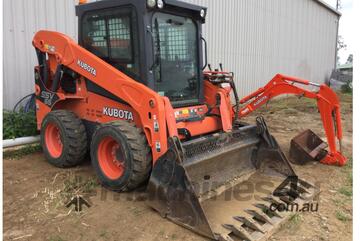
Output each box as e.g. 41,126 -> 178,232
238,74 -> 346,166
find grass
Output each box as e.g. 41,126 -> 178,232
61,173 -> 99,200
278,107 -> 299,115
128,206 -> 144,216
289,213 -> 302,225
335,210 -> 351,222
249,95 -> 319,116
345,157 -> 353,170
332,198 -> 346,206
332,155 -> 353,223
348,171 -> 353,185
337,157 -> 353,198
99,230 -> 107,238
3,144 -> 42,159
82,178 -> 98,194
280,213 -> 302,232
252,91 -> 352,117
339,92 -> 353,113
158,230 -> 165,237
333,155 -> 353,221
48,236 -> 65,241
338,186 -> 352,197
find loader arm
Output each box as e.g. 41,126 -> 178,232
238,74 -> 346,166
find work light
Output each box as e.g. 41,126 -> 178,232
147,0 -> 156,8
200,9 -> 206,18
157,0 -> 164,9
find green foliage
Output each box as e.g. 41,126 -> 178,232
3,110 -> 38,139
289,213 -> 302,225
3,144 -> 42,160
345,157 -> 353,185
341,81 -> 353,94
61,174 -> 99,200
48,235 -> 65,241
99,230 -> 108,238
338,186 -> 352,197
335,210 -> 351,222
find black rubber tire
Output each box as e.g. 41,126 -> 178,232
41,110 -> 88,168
90,121 -> 152,192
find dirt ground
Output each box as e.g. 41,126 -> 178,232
3,93 -> 353,241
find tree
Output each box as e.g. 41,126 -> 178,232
337,36 -> 347,51
336,36 -> 347,65
335,1 -> 346,65
346,54 -> 353,64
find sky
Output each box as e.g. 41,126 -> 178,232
323,0 -> 354,64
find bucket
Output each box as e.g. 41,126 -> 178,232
147,119 -> 318,240
290,130 -> 328,165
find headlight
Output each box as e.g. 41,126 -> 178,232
200,9 -> 206,18
147,0 -> 156,8
157,0 -> 164,9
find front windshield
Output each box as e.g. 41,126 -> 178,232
152,13 -> 199,103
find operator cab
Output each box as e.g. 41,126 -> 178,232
76,0 -> 207,107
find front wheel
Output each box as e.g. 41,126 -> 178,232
90,121 -> 152,192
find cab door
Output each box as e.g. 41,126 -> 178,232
81,6 -> 141,81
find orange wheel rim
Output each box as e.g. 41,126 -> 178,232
97,136 -> 125,180
45,122 -> 63,158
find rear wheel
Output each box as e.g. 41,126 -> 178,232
90,121 -> 152,192
41,110 -> 87,167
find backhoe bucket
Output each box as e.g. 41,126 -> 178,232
147,118 -> 318,241
290,129 -> 328,165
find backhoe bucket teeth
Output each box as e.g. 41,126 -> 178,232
147,119 -> 318,240
290,129 -> 328,165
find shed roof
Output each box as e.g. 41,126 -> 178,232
314,0 -> 342,16
338,63 -> 353,70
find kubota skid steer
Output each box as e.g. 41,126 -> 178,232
32,0 -> 346,240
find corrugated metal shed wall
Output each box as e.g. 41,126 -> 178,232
185,0 -> 339,97
3,0 -> 78,110
3,0 -> 339,109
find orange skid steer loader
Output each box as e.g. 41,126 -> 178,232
33,0 -> 346,240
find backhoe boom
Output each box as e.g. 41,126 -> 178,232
238,74 -> 346,166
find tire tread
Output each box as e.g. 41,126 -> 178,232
41,110 -> 87,168
97,121 -> 152,191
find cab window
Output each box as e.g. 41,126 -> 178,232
82,7 -> 140,79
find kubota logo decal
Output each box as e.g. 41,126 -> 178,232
77,59 -> 96,76
253,95 -> 268,107
103,107 -> 134,121
241,107 -> 250,115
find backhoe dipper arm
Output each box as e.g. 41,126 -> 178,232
238,74 -> 346,166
